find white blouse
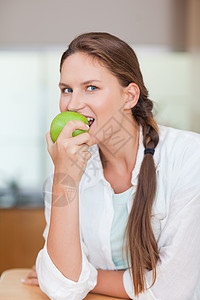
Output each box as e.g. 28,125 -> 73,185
36,124 -> 200,300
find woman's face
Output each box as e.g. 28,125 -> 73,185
59,52 -> 127,144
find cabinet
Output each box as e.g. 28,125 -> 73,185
0,208 -> 46,275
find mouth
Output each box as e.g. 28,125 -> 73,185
83,116 -> 95,129
80,114 -> 95,131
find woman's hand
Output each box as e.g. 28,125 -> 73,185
21,264 -> 39,286
46,120 -> 94,184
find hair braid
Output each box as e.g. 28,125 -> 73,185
133,96 -> 159,148
123,95 -> 160,294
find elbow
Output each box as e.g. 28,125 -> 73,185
36,244 -> 98,300
36,248 -> 59,299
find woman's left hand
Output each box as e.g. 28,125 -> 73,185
21,264 -> 39,286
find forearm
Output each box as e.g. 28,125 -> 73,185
47,173 -> 82,282
91,269 -> 130,299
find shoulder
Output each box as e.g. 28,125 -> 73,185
157,124 -> 200,160
158,123 -> 200,147
157,124 -> 200,192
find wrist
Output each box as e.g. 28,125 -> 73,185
52,172 -> 79,207
53,168 -> 80,186
52,183 -> 79,207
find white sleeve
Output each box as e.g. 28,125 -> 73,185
36,175 -> 98,300
123,146 -> 200,300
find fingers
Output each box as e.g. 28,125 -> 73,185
57,121 -> 89,142
21,277 -> 39,286
27,270 -> 37,277
73,132 -> 94,147
46,131 -> 54,147
21,268 -> 39,286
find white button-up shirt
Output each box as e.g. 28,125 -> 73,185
36,124 -> 200,300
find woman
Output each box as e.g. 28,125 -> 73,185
23,32 -> 200,299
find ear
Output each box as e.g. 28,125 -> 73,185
123,83 -> 140,110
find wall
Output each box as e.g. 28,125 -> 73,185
0,0 -> 187,50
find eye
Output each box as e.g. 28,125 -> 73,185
62,88 -> 73,94
87,85 -> 98,91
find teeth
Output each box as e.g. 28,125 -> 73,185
86,117 -> 95,122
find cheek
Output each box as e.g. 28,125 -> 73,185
95,97 -> 120,121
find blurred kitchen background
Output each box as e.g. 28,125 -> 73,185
0,0 -> 199,274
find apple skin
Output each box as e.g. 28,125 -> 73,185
50,111 -> 89,143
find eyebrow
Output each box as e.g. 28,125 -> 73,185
59,80 -> 102,87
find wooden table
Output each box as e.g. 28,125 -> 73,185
0,269 -> 123,299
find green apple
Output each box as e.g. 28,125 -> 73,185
50,111 -> 89,143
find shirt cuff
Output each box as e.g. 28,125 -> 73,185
123,269 -> 159,300
36,242 -> 98,300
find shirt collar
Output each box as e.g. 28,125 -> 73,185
80,125 -> 161,190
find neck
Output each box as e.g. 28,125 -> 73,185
99,115 -> 140,174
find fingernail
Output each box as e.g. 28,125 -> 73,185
85,124 -> 89,129
21,279 -> 25,283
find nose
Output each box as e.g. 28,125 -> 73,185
67,91 -> 85,112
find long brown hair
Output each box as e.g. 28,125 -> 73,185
60,32 -> 160,296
